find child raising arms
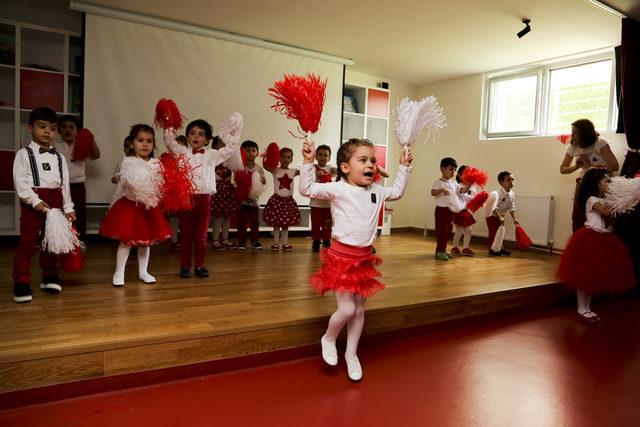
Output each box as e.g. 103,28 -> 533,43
99,124 -> 171,286
299,138 -> 412,381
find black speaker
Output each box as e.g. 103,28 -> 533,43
378,82 -> 389,89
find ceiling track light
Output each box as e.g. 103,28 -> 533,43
517,18 -> 531,38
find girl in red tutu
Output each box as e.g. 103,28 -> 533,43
210,137 -> 240,250
557,167 -> 636,322
451,165 -> 477,256
299,138 -> 413,381
100,124 -> 171,286
263,147 -> 300,251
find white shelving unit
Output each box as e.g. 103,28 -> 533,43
0,19 -> 83,235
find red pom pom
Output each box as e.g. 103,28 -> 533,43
261,142 -> 281,170
515,225 -> 533,249
556,134 -> 572,145
461,166 -> 489,188
268,73 -> 326,135
154,98 -> 185,130
466,191 -> 488,213
60,245 -> 84,272
234,170 -> 253,202
72,128 -> 95,161
159,153 -> 196,213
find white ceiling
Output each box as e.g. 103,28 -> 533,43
72,0 -> 636,85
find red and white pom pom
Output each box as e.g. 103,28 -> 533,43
159,152 -> 196,213
224,146 -> 245,172
154,98 -> 185,130
41,209 -> 81,254
217,112 -> 243,146
249,169 -> 265,201
268,73 -> 327,137
461,167 -> 489,188
393,96 -> 447,148
262,142 -> 281,170
72,128 -> 95,161
556,134 -> 572,145
466,191 -> 489,213
515,225 -> 533,249
605,176 -> 640,215
120,158 -> 163,208
235,170 -> 252,202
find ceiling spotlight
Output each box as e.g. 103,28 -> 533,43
517,18 -> 531,38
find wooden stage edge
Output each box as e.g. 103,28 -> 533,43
0,282 -> 570,408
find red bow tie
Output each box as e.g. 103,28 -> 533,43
192,148 -> 205,154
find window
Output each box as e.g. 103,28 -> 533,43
484,54 -> 616,138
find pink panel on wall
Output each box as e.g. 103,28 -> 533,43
20,70 -> 64,112
367,89 -> 389,118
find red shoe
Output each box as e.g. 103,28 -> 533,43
461,248 -> 475,257
282,244 -> 293,251
271,245 -> 280,252
450,247 -> 462,256
212,241 -> 225,250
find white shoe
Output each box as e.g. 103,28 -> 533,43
40,282 -> 62,294
139,272 -> 156,284
346,355 -> 362,381
320,335 -> 338,366
112,272 -> 125,287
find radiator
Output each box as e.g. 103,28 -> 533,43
426,194 -> 555,248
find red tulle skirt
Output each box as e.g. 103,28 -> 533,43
556,227 -> 636,294
263,194 -> 301,227
310,240 -> 384,297
211,179 -> 238,217
99,197 -> 172,246
453,209 -> 476,227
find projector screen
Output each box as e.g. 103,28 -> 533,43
83,13 -> 344,204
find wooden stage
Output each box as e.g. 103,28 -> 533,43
0,231 -> 567,395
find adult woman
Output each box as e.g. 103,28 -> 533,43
559,119 -> 618,232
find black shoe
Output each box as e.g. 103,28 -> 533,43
322,240 -> 331,249
13,283 -> 33,303
372,246 -> 377,254
251,241 -> 263,250
499,248 -> 512,256
489,249 -> 502,257
179,268 -> 192,278
312,240 -> 321,252
195,267 -> 209,278
40,276 -> 62,294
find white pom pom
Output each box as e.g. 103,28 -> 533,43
224,146 -> 244,172
605,176 -> 640,215
41,209 -> 80,254
249,170 -> 265,201
217,112 -> 244,146
393,96 -> 447,147
120,158 -> 163,208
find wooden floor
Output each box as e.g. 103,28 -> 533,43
0,231 -> 566,394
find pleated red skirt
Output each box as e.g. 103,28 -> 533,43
453,209 -> 476,227
99,197 -> 172,246
556,227 -> 636,294
310,240 -> 384,297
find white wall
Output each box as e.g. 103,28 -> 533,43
390,73 -> 628,250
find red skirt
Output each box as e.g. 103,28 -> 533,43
99,197 -> 172,246
211,179 -> 238,217
310,240 -> 384,297
454,209 -> 476,227
556,227 -> 636,294
263,194 -> 301,227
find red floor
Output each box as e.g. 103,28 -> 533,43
1,297 -> 639,427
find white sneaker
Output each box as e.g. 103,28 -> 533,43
320,335 -> 338,366
112,271 -> 125,287
346,355 -> 362,381
139,272 -> 156,284
39,283 -> 62,294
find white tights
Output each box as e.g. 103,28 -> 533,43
273,226 -> 289,245
325,292 -> 366,359
212,216 -> 231,242
115,243 -> 151,276
452,224 -> 472,248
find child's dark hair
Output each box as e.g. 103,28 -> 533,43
456,165 -> 467,184
241,140 -> 259,150
176,135 -> 188,147
57,114 -> 80,129
577,168 -> 609,210
186,119 -> 213,142
280,147 -> 293,157
440,157 -> 457,169
316,144 -> 331,155
210,136 -> 223,149
123,136 -> 133,154
126,124 -> 155,156
29,107 -> 57,125
498,171 -> 513,183
571,119 -> 599,148
336,138 -> 374,182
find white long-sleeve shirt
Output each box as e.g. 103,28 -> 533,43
13,141 -> 74,213
299,163 -> 411,247
163,130 -> 234,195
484,187 -> 516,218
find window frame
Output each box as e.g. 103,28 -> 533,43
482,51 -> 617,139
